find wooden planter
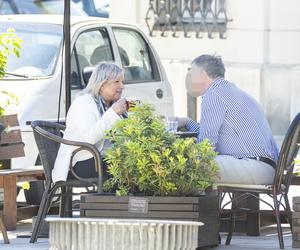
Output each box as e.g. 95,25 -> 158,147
293,196 -> 300,248
80,191 -> 219,248
0,114 -> 24,163
0,114 -> 24,202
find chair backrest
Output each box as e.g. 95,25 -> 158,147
274,112 -> 300,193
90,45 -> 114,65
31,120 -> 65,182
90,45 -> 130,66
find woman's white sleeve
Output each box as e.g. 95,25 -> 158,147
67,101 -> 120,145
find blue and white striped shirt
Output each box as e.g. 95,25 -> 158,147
186,78 -> 279,162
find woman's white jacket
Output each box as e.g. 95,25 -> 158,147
52,94 -> 121,182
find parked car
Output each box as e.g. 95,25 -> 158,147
73,0 -> 109,17
0,0 -> 109,17
0,15 -> 174,170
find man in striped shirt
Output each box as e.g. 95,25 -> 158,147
183,54 -> 279,185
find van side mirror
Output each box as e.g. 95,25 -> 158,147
82,66 -> 95,85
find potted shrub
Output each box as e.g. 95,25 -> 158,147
80,103 -> 220,247
0,28 -> 23,169
103,103 -> 219,196
0,28 -> 22,136
0,29 -> 45,206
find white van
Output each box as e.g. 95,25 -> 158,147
0,15 -> 174,169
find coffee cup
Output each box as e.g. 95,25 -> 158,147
126,97 -> 140,111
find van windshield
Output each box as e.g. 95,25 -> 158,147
0,0 -> 108,17
0,0 -> 87,16
1,22 -> 62,78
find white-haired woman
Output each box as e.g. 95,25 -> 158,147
52,62 -> 127,183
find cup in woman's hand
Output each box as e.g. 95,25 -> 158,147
126,97 -> 140,111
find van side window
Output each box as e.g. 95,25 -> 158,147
71,28 -> 113,89
112,28 -> 160,83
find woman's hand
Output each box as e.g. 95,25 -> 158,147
111,98 -> 127,115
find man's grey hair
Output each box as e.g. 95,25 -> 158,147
78,62 -> 124,102
192,54 -> 225,79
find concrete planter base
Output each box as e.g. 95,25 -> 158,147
46,218 -> 203,250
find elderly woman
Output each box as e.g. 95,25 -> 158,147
52,62 -> 127,183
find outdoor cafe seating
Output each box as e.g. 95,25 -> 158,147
218,112 -> 300,249
26,115 -> 300,249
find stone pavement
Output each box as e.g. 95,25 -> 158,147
0,219 -> 293,250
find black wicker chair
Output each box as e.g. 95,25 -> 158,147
30,120 -> 104,243
218,112 -> 300,249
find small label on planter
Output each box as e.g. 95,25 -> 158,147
128,197 -> 149,214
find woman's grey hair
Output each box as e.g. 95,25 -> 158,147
192,54 -> 225,79
78,62 -> 124,102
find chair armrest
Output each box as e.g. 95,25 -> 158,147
33,125 -> 104,193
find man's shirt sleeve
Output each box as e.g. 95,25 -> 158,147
186,119 -> 200,132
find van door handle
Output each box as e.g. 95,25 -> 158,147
156,89 -> 163,99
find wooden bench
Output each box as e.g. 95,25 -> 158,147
0,167 -> 44,230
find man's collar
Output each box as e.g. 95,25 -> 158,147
203,78 -> 225,96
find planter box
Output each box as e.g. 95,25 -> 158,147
293,196 -> 300,248
80,191 -> 219,248
0,114 -> 24,161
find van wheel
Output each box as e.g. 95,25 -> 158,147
24,156 -> 45,205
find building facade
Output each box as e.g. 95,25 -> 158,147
110,0 -> 300,137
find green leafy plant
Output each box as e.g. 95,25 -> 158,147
295,147 -> 300,176
0,91 -> 19,116
104,103 -> 219,196
0,91 -> 19,145
0,28 -> 22,79
20,181 -> 30,190
0,28 -> 22,117
0,29 -> 22,170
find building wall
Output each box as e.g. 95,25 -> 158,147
110,0 -> 300,135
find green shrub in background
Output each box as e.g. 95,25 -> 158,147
0,28 -> 22,171
104,103 -> 219,196
0,28 -> 22,79
295,152 -> 300,176
0,28 -> 22,116
0,91 -> 19,116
